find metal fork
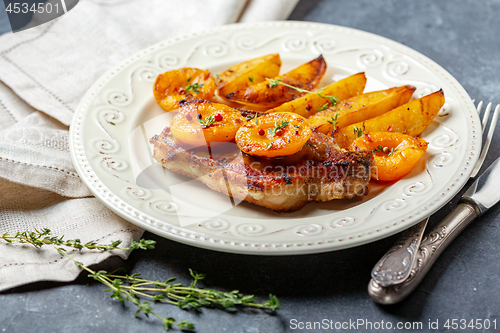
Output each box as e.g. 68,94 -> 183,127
368,101 -> 500,304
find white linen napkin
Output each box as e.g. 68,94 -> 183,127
0,0 -> 299,292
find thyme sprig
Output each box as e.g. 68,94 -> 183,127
57,248 -> 194,331
0,228 -> 155,251
245,112 -> 259,122
265,78 -> 339,111
373,145 -> 398,156
316,91 -> 340,111
372,145 -> 385,153
352,125 -> 364,138
199,114 -> 216,127
326,114 -> 339,129
185,82 -> 204,94
2,229 -> 280,331
269,120 -> 290,137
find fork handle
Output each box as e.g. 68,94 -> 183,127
371,218 -> 428,287
368,203 -> 478,304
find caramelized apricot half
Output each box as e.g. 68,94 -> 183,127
170,100 -> 246,145
235,112 -> 311,157
349,132 -> 428,181
153,68 -> 217,111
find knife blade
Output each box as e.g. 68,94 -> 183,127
368,155 -> 500,304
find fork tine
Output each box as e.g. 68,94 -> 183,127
481,102 -> 493,131
475,100 -> 482,116
471,104 -> 500,178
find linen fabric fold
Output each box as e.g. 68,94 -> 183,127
0,0 -> 299,291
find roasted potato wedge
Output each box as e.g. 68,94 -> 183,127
225,55 -> 327,109
332,90 -> 445,148
154,68 -> 217,111
217,54 -> 281,98
266,72 -> 367,117
310,85 -> 416,133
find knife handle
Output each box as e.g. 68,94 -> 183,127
368,202 -> 478,304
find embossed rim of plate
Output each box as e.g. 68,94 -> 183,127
69,21 -> 480,255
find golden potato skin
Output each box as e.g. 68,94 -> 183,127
310,85 -> 416,133
217,54 -> 281,98
153,68 -> 217,111
332,90 -> 445,149
225,55 -> 327,109
267,72 -> 367,117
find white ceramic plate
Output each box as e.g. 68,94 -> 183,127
69,21 -> 480,255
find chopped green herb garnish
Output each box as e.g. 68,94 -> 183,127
353,125 -> 363,138
185,82 -> 204,94
199,114 -> 216,126
268,78 -> 281,89
265,78 -> 339,111
326,114 -> 338,128
372,145 -> 384,153
388,148 -> 398,156
269,120 -> 290,137
317,104 -> 330,111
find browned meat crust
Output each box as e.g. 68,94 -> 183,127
150,128 -> 373,212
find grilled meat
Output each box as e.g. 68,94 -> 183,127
150,128 -> 373,212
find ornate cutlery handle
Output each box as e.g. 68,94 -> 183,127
368,203 -> 478,304
371,218 -> 428,287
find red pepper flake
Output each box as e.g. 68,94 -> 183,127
387,126 -> 393,132
282,86 -> 286,93
179,87 -> 186,95
258,128 -> 265,136
185,113 -> 192,121
275,129 -> 284,136
214,113 -> 223,122
366,134 -> 373,142
306,104 -> 312,111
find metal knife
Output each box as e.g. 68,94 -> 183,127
368,155 -> 500,304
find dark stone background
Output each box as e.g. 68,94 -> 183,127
1,1 -> 500,332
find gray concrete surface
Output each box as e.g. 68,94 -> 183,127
1,1 -> 500,332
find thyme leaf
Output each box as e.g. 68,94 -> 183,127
199,114 -> 216,127
269,120 -> 290,137
264,78 -> 339,111
2,229 -> 280,331
326,114 -> 339,128
185,83 -> 204,94
372,145 -> 385,153
352,125 -> 363,138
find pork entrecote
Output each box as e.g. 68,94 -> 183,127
150,126 -> 373,212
